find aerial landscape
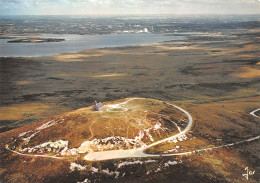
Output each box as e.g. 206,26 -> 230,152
0,0 -> 260,183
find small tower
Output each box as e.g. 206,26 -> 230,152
92,101 -> 104,111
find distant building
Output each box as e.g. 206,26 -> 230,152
92,101 -> 104,111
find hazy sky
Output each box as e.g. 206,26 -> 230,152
1,0 -> 260,15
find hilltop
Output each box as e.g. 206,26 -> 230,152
4,98 -> 189,159
1,97 -> 259,183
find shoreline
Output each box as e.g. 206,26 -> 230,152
0,27 -> 259,133
0,33 -> 184,58
0,42 -> 159,59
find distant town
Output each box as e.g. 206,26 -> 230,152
1,15 -> 259,35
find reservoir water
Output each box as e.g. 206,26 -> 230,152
0,33 -> 184,57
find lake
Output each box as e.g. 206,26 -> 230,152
0,33 -> 184,57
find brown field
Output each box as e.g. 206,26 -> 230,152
0,97 -> 259,183
0,28 -> 259,182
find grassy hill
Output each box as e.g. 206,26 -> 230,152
1,97 -> 259,183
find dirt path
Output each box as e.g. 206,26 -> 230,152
84,103 -> 259,161
5,145 -> 63,159
84,98 -> 193,160
146,101 -> 193,149
250,108 -> 260,118
5,99 -> 260,162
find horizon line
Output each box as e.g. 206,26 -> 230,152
1,13 -> 260,16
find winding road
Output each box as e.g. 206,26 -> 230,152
250,108 -> 260,118
5,98 -> 260,162
84,98 -> 193,161
84,102 -> 260,161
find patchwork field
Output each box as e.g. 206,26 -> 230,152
0,27 -> 259,182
